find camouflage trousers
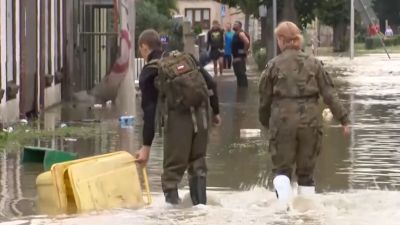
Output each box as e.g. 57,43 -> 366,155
269,126 -> 323,186
161,108 -> 209,192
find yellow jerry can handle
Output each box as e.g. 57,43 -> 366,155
140,166 -> 153,205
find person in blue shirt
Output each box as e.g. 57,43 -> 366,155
224,22 -> 234,69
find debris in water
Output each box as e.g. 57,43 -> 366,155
3,127 -> 14,133
322,108 -> 333,121
0,220 -> 30,225
94,104 -> 103,109
106,100 -> 112,107
240,129 -> 261,138
65,138 -> 78,142
20,119 -> 28,125
119,116 -> 135,128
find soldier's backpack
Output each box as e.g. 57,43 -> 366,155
149,51 -> 210,110
148,51 -> 210,134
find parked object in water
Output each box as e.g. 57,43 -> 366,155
36,151 -> 152,215
22,146 -> 78,171
119,116 -> 135,128
240,129 -> 261,138
322,108 -> 333,121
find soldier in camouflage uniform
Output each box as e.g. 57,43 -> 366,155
258,22 -> 350,199
136,29 -> 221,205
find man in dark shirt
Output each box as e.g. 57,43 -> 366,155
232,21 -> 250,87
207,20 -> 225,77
136,29 -> 221,205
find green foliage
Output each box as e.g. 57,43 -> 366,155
384,35 -> 400,46
296,0 -> 321,28
166,19 -> 184,52
0,123 -> 98,151
217,0 -> 320,28
373,0 -> 400,28
193,24 -> 203,36
136,1 -> 171,38
144,0 -> 177,18
254,48 -> 268,71
136,1 -> 183,53
365,36 -> 382,49
316,0 -> 350,26
252,40 -> 264,55
365,35 -> 400,49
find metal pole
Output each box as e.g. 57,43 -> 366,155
350,0 -> 355,59
273,0 -> 277,57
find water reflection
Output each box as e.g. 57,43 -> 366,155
1,56 -> 400,221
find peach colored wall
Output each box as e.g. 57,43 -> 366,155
176,0 -> 245,31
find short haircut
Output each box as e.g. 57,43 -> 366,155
212,20 -> 220,26
138,29 -> 161,50
234,21 -> 242,27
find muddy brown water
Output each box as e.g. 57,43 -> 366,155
1,56 -> 400,224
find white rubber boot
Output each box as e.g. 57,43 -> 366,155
273,175 -> 293,202
297,186 -> 315,197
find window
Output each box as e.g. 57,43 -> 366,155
185,8 -> 210,30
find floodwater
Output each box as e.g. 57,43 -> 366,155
1,54 -> 400,224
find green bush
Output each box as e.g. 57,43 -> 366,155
254,48 -> 267,71
394,35 -> 400,45
193,24 -> 203,36
252,40 -> 264,56
384,37 -> 395,46
365,36 -> 382,49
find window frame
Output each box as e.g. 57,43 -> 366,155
185,8 -> 211,30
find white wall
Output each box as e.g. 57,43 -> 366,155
0,0 -> 7,122
44,83 -> 61,109
36,0 -> 41,113
0,0 -> 20,124
44,0 -> 61,109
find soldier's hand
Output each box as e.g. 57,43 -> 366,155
135,146 -> 151,166
343,125 -> 351,136
212,114 -> 222,126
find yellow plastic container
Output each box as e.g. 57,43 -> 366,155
36,151 -> 152,215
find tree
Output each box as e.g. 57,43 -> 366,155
217,0 -> 320,59
135,1 -> 183,53
144,0 -> 178,18
135,1 -> 172,51
316,0 -> 350,52
373,0 -> 400,29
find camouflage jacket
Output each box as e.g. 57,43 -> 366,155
258,49 -> 349,128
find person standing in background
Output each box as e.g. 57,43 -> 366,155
224,22 -> 234,69
232,21 -> 250,87
207,20 -> 225,77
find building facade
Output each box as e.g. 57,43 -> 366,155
0,0 -> 65,125
176,0 -> 246,31
0,0 -> 126,125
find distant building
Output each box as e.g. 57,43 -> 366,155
175,0 -> 246,32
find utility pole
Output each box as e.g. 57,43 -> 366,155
350,0 -> 355,59
273,0 -> 277,57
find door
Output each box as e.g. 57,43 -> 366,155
19,0 -> 38,117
